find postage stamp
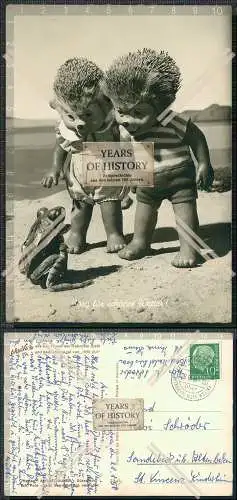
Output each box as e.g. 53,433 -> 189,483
170,341 -> 218,400
190,343 -> 220,380
93,398 -> 144,431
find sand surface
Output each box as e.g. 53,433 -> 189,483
7,189 -> 231,324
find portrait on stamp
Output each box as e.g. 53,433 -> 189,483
190,343 -> 220,380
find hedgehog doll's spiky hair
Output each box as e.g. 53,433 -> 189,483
104,48 -> 181,110
52,57 -> 104,111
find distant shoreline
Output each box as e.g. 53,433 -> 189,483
7,119 -> 232,135
6,104 -> 232,131
8,126 -> 55,134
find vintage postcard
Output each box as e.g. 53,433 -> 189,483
4,331 -> 233,496
6,4 -> 232,323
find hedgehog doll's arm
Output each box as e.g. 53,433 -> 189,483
185,121 -> 214,190
41,141 -> 67,188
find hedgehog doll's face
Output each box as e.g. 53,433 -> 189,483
104,48 -> 181,136
55,98 -> 106,138
113,101 -> 157,137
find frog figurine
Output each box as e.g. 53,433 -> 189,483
19,206 -> 69,290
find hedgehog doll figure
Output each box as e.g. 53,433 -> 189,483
41,57 -> 132,254
104,49 -> 214,267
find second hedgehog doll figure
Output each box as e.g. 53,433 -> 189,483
104,49 -> 214,267
42,58 -> 130,254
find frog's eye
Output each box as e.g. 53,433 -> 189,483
37,207 -> 48,218
67,114 -> 75,121
48,207 -> 61,220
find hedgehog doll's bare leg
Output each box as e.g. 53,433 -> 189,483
100,200 -> 126,253
66,200 -> 93,254
171,200 -> 199,267
118,201 -> 158,260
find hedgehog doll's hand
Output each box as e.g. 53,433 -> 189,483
196,163 -> 214,191
41,168 -> 60,188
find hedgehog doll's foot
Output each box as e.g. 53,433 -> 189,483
66,200 -> 93,254
100,200 -> 126,253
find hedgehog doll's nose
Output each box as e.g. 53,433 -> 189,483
115,110 -> 131,127
76,125 -> 85,134
75,118 -> 86,134
120,119 -> 129,127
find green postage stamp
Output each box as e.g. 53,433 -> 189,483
190,343 -> 220,380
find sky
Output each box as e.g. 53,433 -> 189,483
9,6 -> 232,119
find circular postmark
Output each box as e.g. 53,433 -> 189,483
171,365 -> 216,401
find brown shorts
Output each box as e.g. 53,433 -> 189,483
137,163 -> 198,208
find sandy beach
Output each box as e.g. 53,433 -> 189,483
7,188 -> 231,324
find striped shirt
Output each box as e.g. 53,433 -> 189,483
131,111 -> 193,173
